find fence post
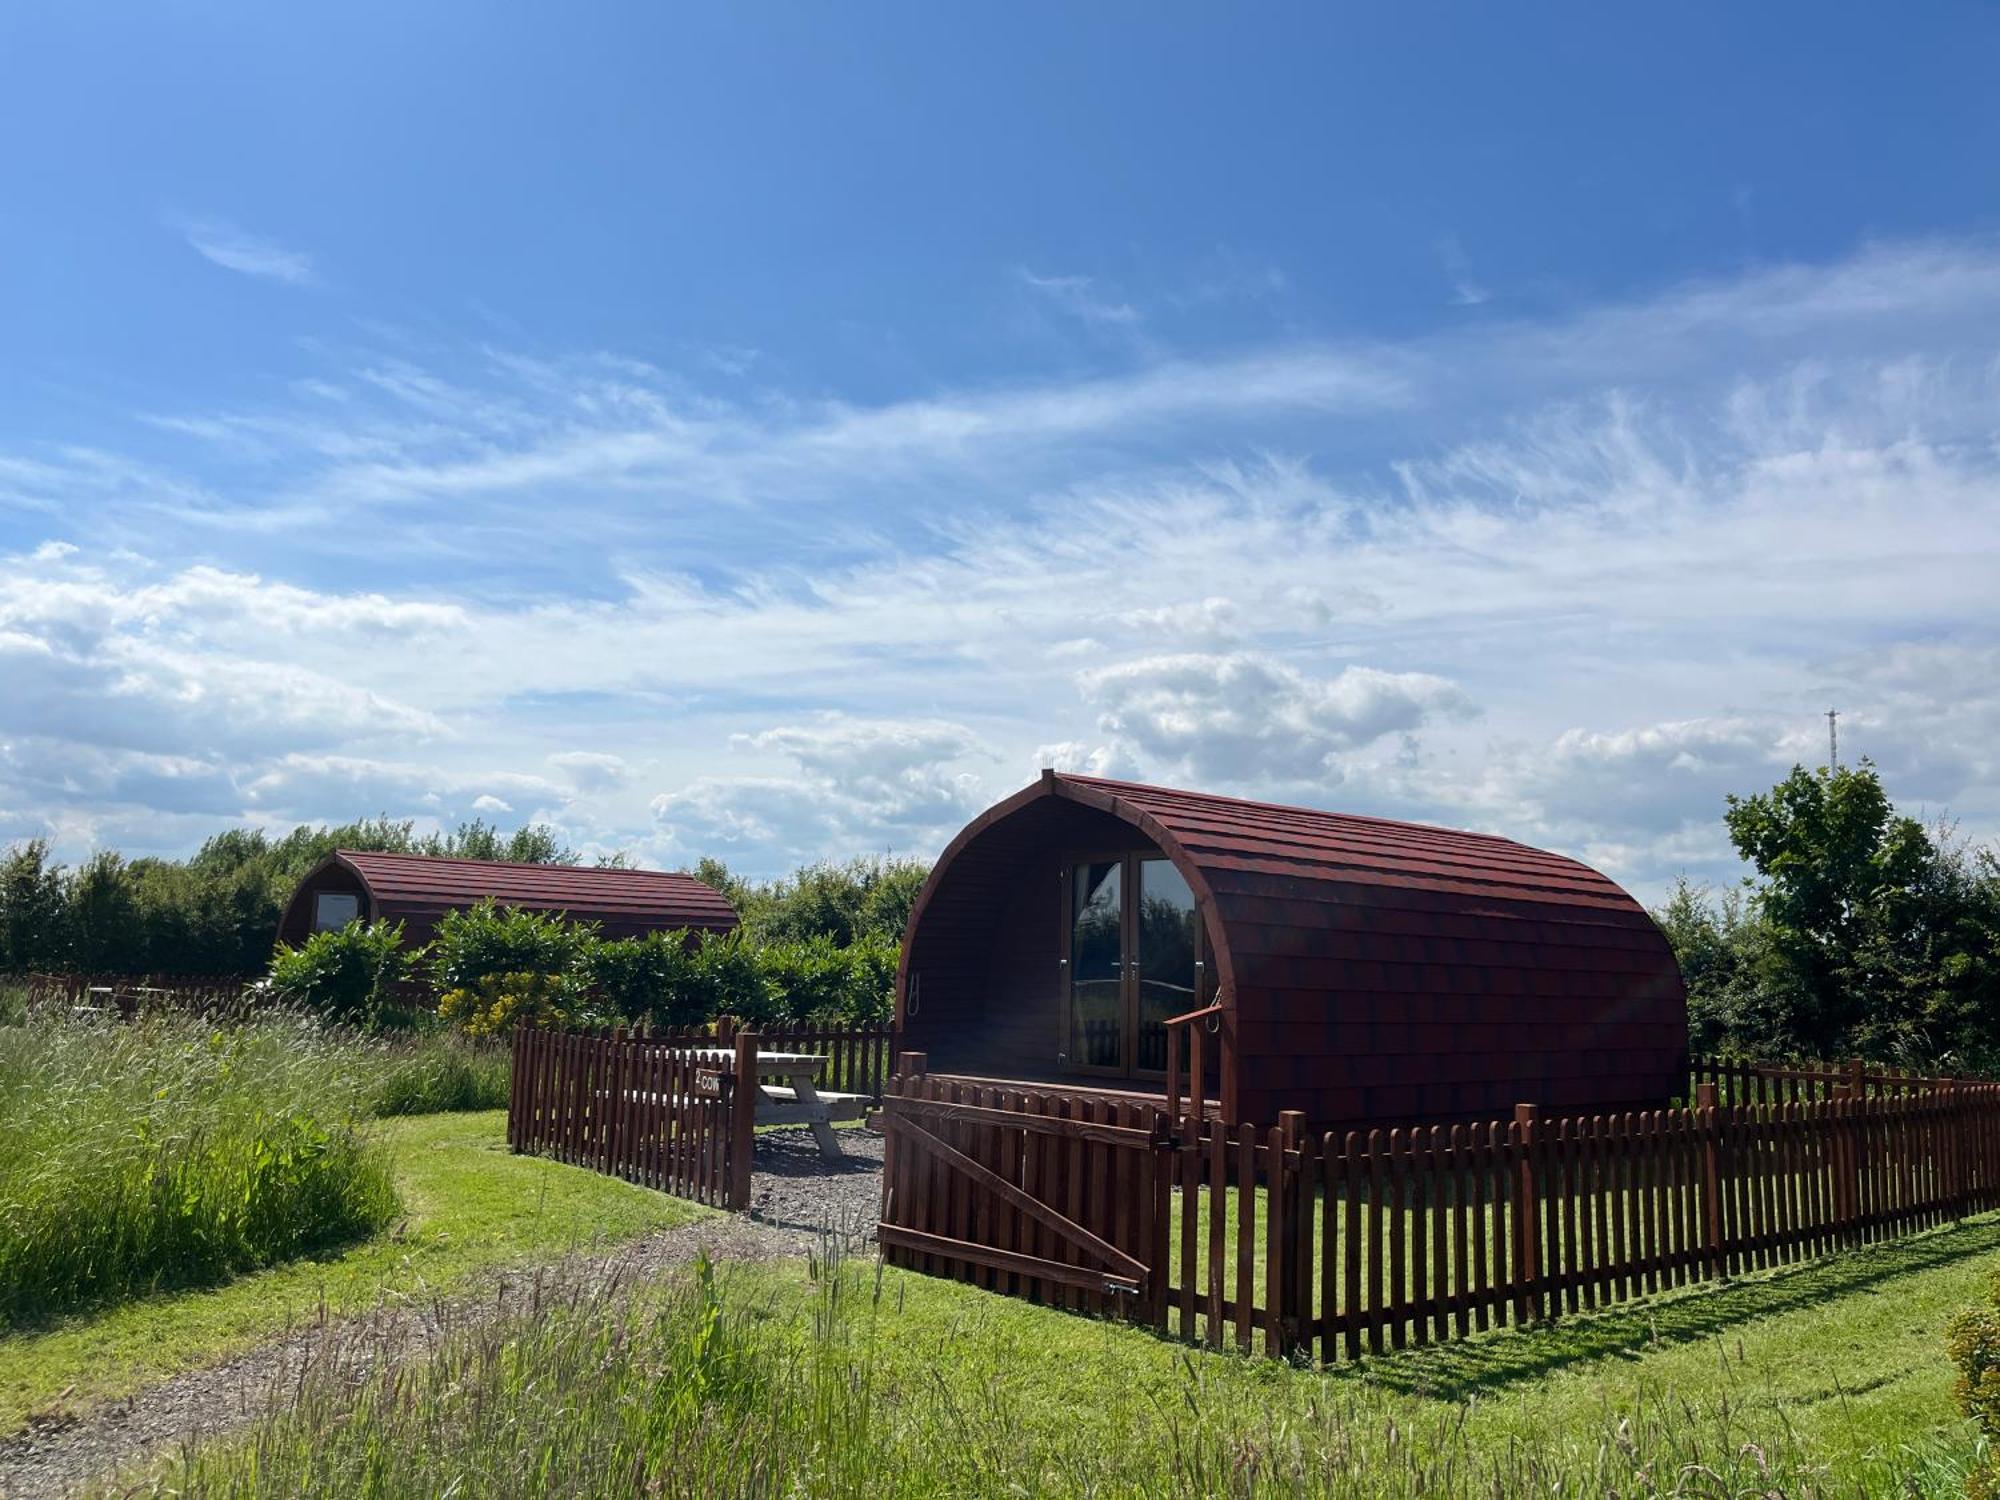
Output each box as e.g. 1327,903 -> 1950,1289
1277,1110 -> 1306,1356
1832,1075 -> 1859,1244
506,1025 -> 523,1152
881,1052 -> 927,1263
1696,1082 -> 1723,1280
1512,1103 -> 1541,1324
729,1028 -> 759,1210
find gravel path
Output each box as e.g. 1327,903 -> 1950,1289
0,1126 -> 885,1500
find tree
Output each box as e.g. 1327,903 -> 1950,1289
67,852 -> 138,971
0,840 -> 68,970
1685,759 -> 2000,1069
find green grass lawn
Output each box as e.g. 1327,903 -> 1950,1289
129,1206 -> 1998,1497
0,1110 -> 705,1434
717,1212 -> 1998,1494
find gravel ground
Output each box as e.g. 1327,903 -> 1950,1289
0,1125 -> 885,1500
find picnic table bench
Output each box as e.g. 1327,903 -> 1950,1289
655,1048 -> 868,1161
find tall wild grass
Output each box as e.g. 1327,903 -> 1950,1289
358,1028 -> 511,1116
0,1010 -> 419,1325
125,1247 -> 1978,1499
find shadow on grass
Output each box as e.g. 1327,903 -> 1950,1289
1335,1213 -> 2000,1400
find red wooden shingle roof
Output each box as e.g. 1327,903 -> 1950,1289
319,850 -> 738,934
1056,773 -> 1641,916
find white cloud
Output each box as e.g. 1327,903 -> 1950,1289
650,716 -> 986,864
7,236 -> 2000,892
1077,655 -> 1477,786
173,218 -> 318,286
548,750 -> 632,793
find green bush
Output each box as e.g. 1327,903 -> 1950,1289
678,929 -> 775,1025
438,970 -> 580,1037
426,900 -> 596,997
0,1012 -> 397,1325
1949,1273 -> 2000,1498
267,920 -> 411,1025
588,932 -> 699,1026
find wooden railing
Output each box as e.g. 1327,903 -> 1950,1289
882,1055 -> 2000,1364
1163,1001 -> 1225,1121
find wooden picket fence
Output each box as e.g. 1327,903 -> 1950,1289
509,1026 -> 755,1208
20,971 -> 260,1018
880,1058 -> 2000,1364
506,1020 -> 893,1209
581,1017 -> 894,1104
1692,1053 -> 1976,1104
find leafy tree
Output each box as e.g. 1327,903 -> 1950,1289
700,855 -> 931,947
67,852 -> 138,971
0,840 -> 68,970
1662,760 -> 2000,1070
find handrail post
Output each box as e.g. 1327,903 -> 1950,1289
729,1028 -> 759,1210
1512,1103 -> 1541,1324
1166,1021 -> 1184,1122
1190,1021 -> 1206,1124
1696,1082 -> 1723,1280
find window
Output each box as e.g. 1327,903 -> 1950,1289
313,891 -> 361,932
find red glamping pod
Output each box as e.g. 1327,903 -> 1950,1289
894,771 -> 1686,1128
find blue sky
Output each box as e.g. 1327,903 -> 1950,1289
2,3 -> 1997,895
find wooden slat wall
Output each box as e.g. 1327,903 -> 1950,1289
882,1056 -> 2000,1366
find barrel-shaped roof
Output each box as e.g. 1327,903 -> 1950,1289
298,849 -> 738,935
1061,773 -> 1642,915
902,770 -> 1673,1008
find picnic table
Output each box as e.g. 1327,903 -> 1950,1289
684,1048 -> 866,1160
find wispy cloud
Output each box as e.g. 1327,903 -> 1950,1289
1438,236 -> 1489,307
172,217 -> 318,286
6,237 -> 2000,884
1016,268 -> 1141,326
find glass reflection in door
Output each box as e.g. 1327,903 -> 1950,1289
1068,860 -> 1124,1070
1135,858 -> 1197,1074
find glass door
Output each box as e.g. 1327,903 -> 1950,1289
1067,859 -> 1126,1072
1065,854 -> 1206,1079
1134,858 -> 1199,1076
